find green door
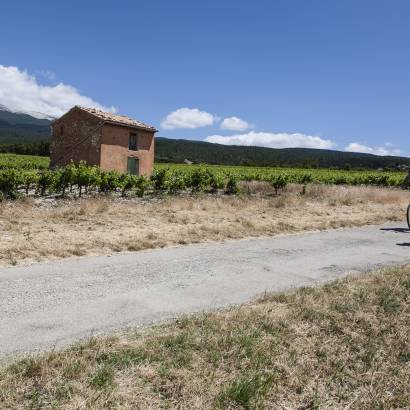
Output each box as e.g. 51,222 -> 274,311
127,157 -> 139,175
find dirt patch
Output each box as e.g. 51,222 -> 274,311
0,184 -> 409,266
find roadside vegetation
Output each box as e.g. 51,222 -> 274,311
155,162 -> 408,187
1,183 -> 408,266
0,156 -> 408,201
0,156 -> 408,266
1,263 -> 409,409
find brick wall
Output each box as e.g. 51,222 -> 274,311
100,124 -> 155,176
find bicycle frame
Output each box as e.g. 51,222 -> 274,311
407,204 -> 410,230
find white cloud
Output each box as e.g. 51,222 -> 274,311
38,69 -> 56,82
220,116 -> 251,131
205,131 -> 336,150
345,142 -> 402,156
161,107 -> 216,129
0,65 -> 116,119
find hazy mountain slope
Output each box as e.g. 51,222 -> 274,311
1,108 -> 409,169
155,137 -> 410,169
0,108 -> 51,143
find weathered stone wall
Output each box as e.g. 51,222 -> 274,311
50,107 -> 103,168
100,124 -> 155,176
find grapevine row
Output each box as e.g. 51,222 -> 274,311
0,162 -> 407,200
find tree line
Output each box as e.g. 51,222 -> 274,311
2,138 -> 410,170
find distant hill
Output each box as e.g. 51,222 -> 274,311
1,108 -> 409,170
155,137 -> 410,170
0,108 -> 51,143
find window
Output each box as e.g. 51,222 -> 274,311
60,125 -> 64,137
127,157 -> 139,175
129,133 -> 138,150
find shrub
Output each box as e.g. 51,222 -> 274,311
135,176 -> 149,197
99,170 -> 120,194
298,173 -> 313,195
189,167 -> 210,192
151,169 -> 169,191
0,169 -> 23,199
333,175 -> 348,185
21,170 -> 39,195
270,174 -> 288,195
401,173 -> 410,189
53,166 -> 75,197
298,173 -> 314,185
208,172 -> 225,193
225,175 -> 239,194
119,174 -> 138,197
167,172 -> 187,193
63,162 -> 79,193
73,162 -> 100,196
36,170 -> 55,196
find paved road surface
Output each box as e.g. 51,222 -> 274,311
1,223 -> 409,358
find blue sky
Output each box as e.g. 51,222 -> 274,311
1,0 -> 409,156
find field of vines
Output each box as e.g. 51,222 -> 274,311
0,153 -> 50,170
0,153 -> 408,200
156,163 -> 407,187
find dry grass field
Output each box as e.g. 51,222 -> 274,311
1,263 -> 409,409
0,184 -> 409,266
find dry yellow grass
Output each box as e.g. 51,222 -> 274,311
1,264 -> 409,409
0,184 -> 409,266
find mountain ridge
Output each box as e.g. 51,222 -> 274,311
0,108 -> 51,143
154,137 -> 410,169
1,108 -> 409,169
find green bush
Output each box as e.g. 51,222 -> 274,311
21,170 -> 39,195
298,173 -> 314,185
53,166 -> 74,197
0,169 -> 23,199
189,167 -> 210,192
119,174 -> 138,197
151,169 -> 169,191
208,172 -> 225,193
135,176 -> 149,197
401,174 -> 410,189
0,158 -> 407,201
333,175 -> 348,185
99,170 -> 120,194
298,173 -> 313,195
73,162 -> 100,196
36,170 -> 55,196
270,174 -> 288,195
225,175 -> 239,194
167,172 -> 187,193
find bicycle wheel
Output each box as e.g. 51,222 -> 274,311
407,204 -> 410,230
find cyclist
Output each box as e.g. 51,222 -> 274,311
405,170 -> 410,229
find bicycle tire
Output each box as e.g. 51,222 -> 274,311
407,204 -> 410,230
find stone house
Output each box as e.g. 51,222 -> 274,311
50,106 -> 157,175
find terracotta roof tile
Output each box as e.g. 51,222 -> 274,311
77,106 -> 157,131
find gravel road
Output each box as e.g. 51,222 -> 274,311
1,223 -> 409,358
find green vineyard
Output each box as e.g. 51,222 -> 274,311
155,163 -> 407,187
0,153 -> 50,170
0,153 -> 407,200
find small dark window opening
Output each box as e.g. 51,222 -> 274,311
129,133 -> 138,150
60,125 -> 64,137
